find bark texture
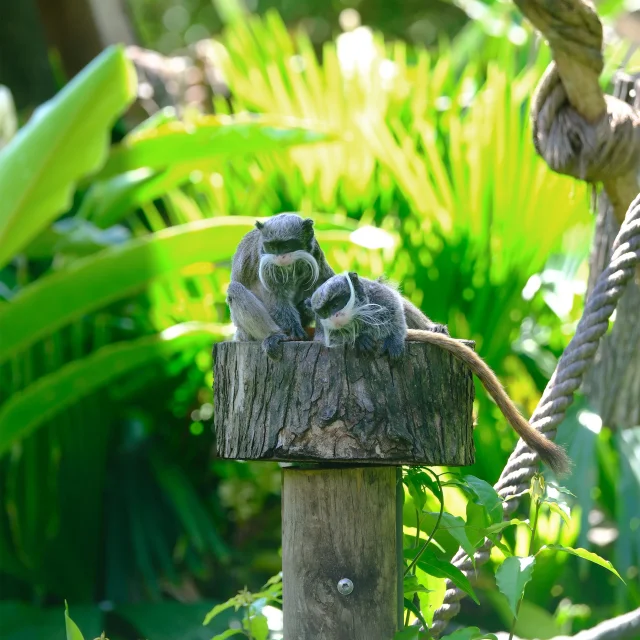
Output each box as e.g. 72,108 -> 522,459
214,340 -> 475,466
282,466 -> 399,640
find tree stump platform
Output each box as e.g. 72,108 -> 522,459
214,340 -> 475,466
213,339 -> 476,639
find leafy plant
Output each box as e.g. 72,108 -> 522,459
203,573 -> 282,640
2,2 -> 635,639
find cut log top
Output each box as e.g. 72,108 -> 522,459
213,340 -> 475,466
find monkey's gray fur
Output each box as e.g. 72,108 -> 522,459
307,272 -> 448,358
227,213 -> 334,359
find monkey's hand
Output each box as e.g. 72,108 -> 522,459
429,323 -> 450,336
285,322 -> 309,341
382,334 -> 405,360
262,332 -> 288,361
355,333 -> 376,355
272,304 -> 308,341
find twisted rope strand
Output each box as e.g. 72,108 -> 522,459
430,194 -> 640,636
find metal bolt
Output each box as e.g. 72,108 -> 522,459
337,578 -> 354,595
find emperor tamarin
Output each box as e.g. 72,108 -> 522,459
227,213 -> 334,359
307,272 -> 570,475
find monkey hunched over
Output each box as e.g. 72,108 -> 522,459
227,213 -> 334,359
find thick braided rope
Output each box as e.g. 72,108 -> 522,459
531,63 -> 640,182
430,194 -> 640,637
514,0 -> 640,182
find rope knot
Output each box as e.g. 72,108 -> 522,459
531,63 -> 640,183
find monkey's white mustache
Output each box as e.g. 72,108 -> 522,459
258,251 -> 319,291
321,273 -> 388,347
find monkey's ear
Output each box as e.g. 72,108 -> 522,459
255,220 -> 265,231
302,218 -> 314,231
348,272 -> 359,283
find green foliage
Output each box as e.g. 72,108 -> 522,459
65,604 -> 86,640
0,47 -> 136,269
1,2 -> 635,639
0,323 -> 225,453
440,628 -> 498,640
537,546 -> 624,583
495,556 -> 536,618
204,574 -> 282,639
97,115 -> 331,179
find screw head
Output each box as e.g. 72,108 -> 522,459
337,578 -> 354,595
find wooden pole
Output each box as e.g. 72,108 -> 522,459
282,465 -> 399,640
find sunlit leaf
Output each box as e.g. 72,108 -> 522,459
404,597 -> 428,629
204,600 -> 238,626
404,574 -> 432,596
0,46 -> 136,269
464,475 -> 504,525
537,546 -> 624,582
65,603 -> 85,640
416,548 -> 479,605
546,501 -> 571,526
97,115 -> 332,179
424,512 -> 476,561
212,629 -> 244,640
495,556 -> 536,617
0,217 -> 250,362
440,627 -> 498,640
244,613 -> 269,640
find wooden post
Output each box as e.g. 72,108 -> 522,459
214,340 -> 475,639
282,466 -> 399,639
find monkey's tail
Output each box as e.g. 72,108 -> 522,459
406,329 -> 571,476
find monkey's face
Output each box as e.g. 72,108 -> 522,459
256,214 -> 315,256
261,238 -> 307,266
309,276 -> 356,330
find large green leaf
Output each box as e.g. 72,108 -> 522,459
416,548 -> 479,605
0,46 -> 136,269
538,545 -> 624,582
97,115 -> 332,179
0,323 -> 225,455
463,475 -> 504,526
79,164 -> 203,228
495,555 -> 536,617
424,512 -> 476,560
0,218 -> 250,361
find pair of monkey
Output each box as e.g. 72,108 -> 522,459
226,213 -> 570,475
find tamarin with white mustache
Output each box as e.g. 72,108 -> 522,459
226,213 -> 334,359
307,272 -> 571,475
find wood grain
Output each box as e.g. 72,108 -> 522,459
282,466 -> 399,640
214,340 -> 475,466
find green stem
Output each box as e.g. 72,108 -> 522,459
404,492 -> 444,577
508,497 -> 541,640
413,508 -> 421,572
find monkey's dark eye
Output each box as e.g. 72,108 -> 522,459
263,241 -> 280,254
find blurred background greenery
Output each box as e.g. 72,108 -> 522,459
0,0 -> 639,638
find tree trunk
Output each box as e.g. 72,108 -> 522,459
213,340 -> 475,466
